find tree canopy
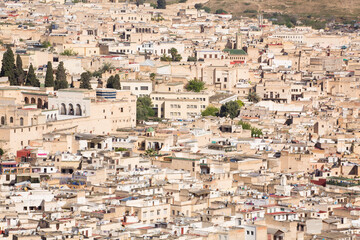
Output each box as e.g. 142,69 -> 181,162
186,78 -> 205,92
160,48 -> 182,62
238,120 -> 263,137
219,101 -> 240,119
45,61 -> 54,87
0,46 -> 16,85
55,62 -> 68,90
106,74 -> 121,89
137,96 -> 155,121
15,54 -> 25,86
201,106 -> 219,117
247,92 -> 260,103
79,72 -> 92,89
25,64 -> 40,87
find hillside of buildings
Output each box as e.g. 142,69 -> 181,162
0,0 -> 360,239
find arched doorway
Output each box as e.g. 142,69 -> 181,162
37,98 -> 43,109
60,103 -> 67,115
68,104 -> 74,115
31,98 -> 36,104
24,97 -> 29,104
75,104 -> 82,116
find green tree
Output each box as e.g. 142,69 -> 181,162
113,74 -> 120,89
237,100 -> 244,108
194,3 -> 203,9
170,48 -> 182,61
0,46 -> 16,85
219,101 -> 240,119
15,54 -> 25,85
251,127 -> 263,137
44,61 -> 54,87
25,64 -> 40,87
41,41 -> 52,48
145,148 -> 157,156
106,74 -> 121,89
186,78 -> 205,92
238,120 -> 251,130
0,148 -> 3,157
92,63 -> 114,79
137,96 -> 155,121
79,71 -> 91,89
55,61 -> 68,90
160,54 -> 171,62
202,6 -> 211,13
150,73 -> 156,81
60,49 -> 78,56
187,56 -> 197,62
247,91 -> 260,103
215,9 -> 227,14
201,106 -> 219,117
157,0 -> 166,9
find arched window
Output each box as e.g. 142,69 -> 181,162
1,116 -> 5,125
69,104 -> 74,115
24,97 -> 29,104
10,117 -> 13,123
31,98 -> 36,104
75,104 -> 82,116
60,103 -> 67,115
37,98 -> 43,109
20,117 -> 24,126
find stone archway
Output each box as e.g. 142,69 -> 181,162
68,104 -> 74,115
37,98 -> 43,109
60,103 -> 67,115
75,104 -> 82,116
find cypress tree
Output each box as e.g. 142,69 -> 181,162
113,74 -> 120,89
79,72 -> 91,89
55,61 -> 68,90
106,75 -> 115,89
25,64 -> 40,87
44,61 -> 54,87
15,54 -> 25,85
106,74 -> 121,89
1,46 -> 16,85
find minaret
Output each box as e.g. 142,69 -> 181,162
235,33 -> 242,50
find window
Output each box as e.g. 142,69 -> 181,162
140,86 -> 148,90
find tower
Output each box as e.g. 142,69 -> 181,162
235,33 -> 242,50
